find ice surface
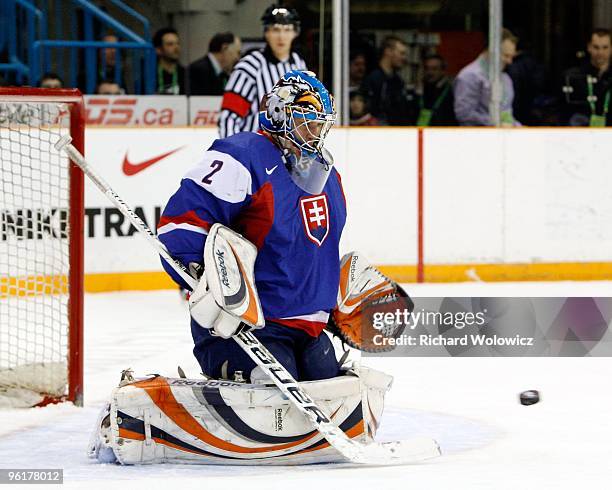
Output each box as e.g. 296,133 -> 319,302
1,283 -> 611,489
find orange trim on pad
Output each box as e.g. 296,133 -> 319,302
118,428 -> 146,441
293,421 -> 365,455
131,377 -> 319,454
229,243 -> 262,327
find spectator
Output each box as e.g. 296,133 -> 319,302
349,90 -> 379,126
99,33 -> 129,93
188,32 -> 242,95
506,39 -> 547,125
153,27 -> 185,95
39,72 -> 63,89
218,4 -> 306,137
453,28 -> 519,126
562,28 -> 612,126
417,54 -> 456,126
349,52 -> 367,91
96,79 -> 123,95
361,36 -> 415,125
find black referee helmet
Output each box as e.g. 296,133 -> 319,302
261,4 -> 301,33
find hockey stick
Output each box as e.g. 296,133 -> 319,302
55,135 -> 440,465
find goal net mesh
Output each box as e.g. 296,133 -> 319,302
0,102 -> 72,408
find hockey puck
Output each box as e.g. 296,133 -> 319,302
519,390 -> 540,406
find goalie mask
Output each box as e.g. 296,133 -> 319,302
259,70 -> 337,194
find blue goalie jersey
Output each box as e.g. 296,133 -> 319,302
158,131 -> 347,336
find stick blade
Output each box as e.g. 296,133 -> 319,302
350,437 -> 441,466
54,134 -> 72,151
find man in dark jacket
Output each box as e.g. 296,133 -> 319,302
361,36 -> 415,125
417,54 -> 456,126
562,28 -> 612,126
154,27 -> 186,95
188,32 -> 242,95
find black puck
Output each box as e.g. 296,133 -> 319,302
520,390 -> 540,406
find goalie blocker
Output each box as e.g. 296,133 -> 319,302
189,223 -> 265,338
88,366 -> 394,465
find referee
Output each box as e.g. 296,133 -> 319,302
218,4 -> 307,137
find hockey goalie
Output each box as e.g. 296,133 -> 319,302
89,70 -> 414,465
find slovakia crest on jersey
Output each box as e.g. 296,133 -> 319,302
300,194 -> 329,246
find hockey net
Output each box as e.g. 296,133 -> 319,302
0,88 -> 84,408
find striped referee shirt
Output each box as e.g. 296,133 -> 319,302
218,46 -> 307,137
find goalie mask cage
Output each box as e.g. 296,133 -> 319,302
0,88 -> 84,408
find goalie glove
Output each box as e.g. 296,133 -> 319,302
328,251 -> 414,352
188,224 -> 265,338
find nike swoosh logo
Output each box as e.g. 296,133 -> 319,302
122,146 -> 184,176
265,165 -> 278,175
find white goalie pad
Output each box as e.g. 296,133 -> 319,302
88,367 -> 393,465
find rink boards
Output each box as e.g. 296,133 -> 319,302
5,126 -> 611,292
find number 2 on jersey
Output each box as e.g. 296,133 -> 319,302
202,160 -> 223,184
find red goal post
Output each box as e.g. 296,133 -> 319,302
0,88 -> 84,407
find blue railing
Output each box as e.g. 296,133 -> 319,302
0,0 -> 155,94
107,0 -> 151,41
0,0 -> 46,85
